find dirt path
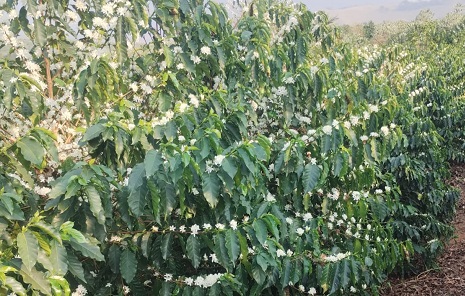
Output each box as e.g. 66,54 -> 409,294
380,164 -> 465,296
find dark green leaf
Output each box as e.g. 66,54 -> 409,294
120,249 -> 137,283
222,157 -> 237,179
225,229 -> 240,265
252,219 -> 267,245
145,150 -> 163,177
108,244 -> 121,274
302,164 -> 321,193
202,173 -> 220,208
67,252 -> 86,283
127,163 -> 147,217
186,235 -> 201,269
68,238 -> 104,261
85,186 -> 105,225
161,233 -> 173,260
80,123 -> 105,142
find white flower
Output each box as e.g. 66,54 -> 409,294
308,287 -> 317,295
203,223 -> 212,230
368,104 -> 379,113
322,125 -> 332,135
34,186 -> 51,196
105,283 -> 112,287
176,63 -> 184,70
164,274 -> 173,281
190,224 -> 200,236
75,0 -> 87,11
110,235 -> 122,243
265,192 -> 276,202
276,249 -> 286,257
215,223 -> 225,230
185,277 -> 194,286
296,228 -> 304,236
213,155 -> 225,166
188,94 -> 200,108
200,46 -> 211,55
286,217 -> 293,225
229,219 -> 238,230
191,55 -> 201,64
360,135 -> 368,142
380,126 -> 389,136
303,213 -> 313,221
210,253 -> 218,263
72,285 -> 87,296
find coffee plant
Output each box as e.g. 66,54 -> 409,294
0,0 -> 464,295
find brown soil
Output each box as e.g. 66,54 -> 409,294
380,164 -> 465,296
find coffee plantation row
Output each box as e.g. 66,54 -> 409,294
1,0 -> 465,295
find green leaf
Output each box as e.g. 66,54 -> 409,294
16,136 -> 44,166
9,258 -> 50,294
19,265 -> 51,294
68,238 -> 104,261
49,276 -> 71,295
17,230 -> 38,271
114,131 -> 124,158
34,19 -> 47,48
67,252 -> 86,283
302,164 -> 321,193
225,229 -> 240,265
120,249 -> 137,283
49,240 -> 68,276
116,17 -> 128,65
186,235 -> 201,269
5,276 -> 27,296
19,73 -> 43,91
202,173 -> 220,208
31,221 -> 62,245
85,186 -> 105,225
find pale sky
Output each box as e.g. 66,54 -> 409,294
300,0 -> 465,24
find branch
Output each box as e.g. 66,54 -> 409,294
43,49 -> 54,99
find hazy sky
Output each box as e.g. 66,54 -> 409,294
300,0 -> 465,24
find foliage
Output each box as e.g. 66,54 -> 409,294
0,0 -> 465,295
